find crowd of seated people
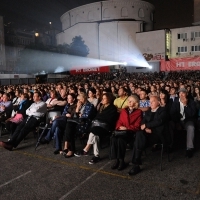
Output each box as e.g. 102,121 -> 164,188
0,70 -> 200,176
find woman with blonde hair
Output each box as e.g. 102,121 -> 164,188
110,95 -> 142,171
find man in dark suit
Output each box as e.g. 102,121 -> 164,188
129,96 -> 168,175
169,88 -> 197,158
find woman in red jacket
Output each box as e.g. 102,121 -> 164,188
110,95 -> 142,171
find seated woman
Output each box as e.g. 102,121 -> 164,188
63,92 -> 95,158
110,95 -> 142,171
74,92 -> 118,164
5,93 -> 31,136
88,88 -> 98,108
40,93 -> 77,154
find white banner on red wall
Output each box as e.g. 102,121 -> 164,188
70,66 -> 110,74
161,57 -> 200,71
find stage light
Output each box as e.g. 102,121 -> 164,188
148,65 -> 152,69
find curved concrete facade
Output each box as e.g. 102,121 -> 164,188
57,0 -> 155,66
60,0 -> 154,31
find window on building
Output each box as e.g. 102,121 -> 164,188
177,33 -> 187,39
121,7 -> 128,17
178,46 -> 187,53
191,31 -> 200,38
191,45 -> 200,51
138,8 -> 144,18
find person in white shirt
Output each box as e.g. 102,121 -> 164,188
0,92 -> 47,151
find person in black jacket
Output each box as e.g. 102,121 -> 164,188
74,92 -> 118,164
169,88 -> 197,158
129,96 -> 168,175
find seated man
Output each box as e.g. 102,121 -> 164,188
169,88 -> 197,158
0,92 -> 47,151
129,96 -> 168,176
114,87 -> 128,113
0,93 -> 13,122
138,89 -> 150,116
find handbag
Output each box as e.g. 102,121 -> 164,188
90,119 -> 110,132
113,130 -> 128,137
9,113 -> 23,124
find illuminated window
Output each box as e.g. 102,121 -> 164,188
121,7 -> 128,17
138,9 -> 144,18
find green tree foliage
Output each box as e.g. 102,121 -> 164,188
68,36 -> 89,57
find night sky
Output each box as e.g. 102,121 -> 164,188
0,0 -> 194,31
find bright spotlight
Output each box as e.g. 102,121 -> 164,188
148,65 -> 152,69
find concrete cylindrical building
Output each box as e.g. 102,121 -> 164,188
57,0 -> 155,64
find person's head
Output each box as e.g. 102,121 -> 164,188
101,92 -> 114,106
118,87 -> 127,97
159,89 -> 169,103
128,95 -> 139,109
150,96 -> 160,110
33,92 -> 42,102
88,88 -> 96,98
67,93 -> 76,104
194,86 -> 200,95
165,85 -> 171,93
2,93 -> 9,102
77,92 -> 88,104
21,93 -> 29,100
178,88 -> 188,99
150,85 -> 156,92
139,89 -> 148,100
50,90 -> 57,98
60,89 -> 67,98
56,84 -> 62,92
23,88 -> 28,94
170,87 -> 176,95
187,85 -> 191,92
15,89 -> 21,97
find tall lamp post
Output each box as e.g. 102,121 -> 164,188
35,32 -> 39,45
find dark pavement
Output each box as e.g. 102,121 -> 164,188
0,132 -> 200,200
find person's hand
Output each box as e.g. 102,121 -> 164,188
66,113 -> 71,118
0,105 -> 5,110
76,101 -> 82,112
145,128 -> 152,134
141,124 -> 146,130
119,126 -> 127,130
